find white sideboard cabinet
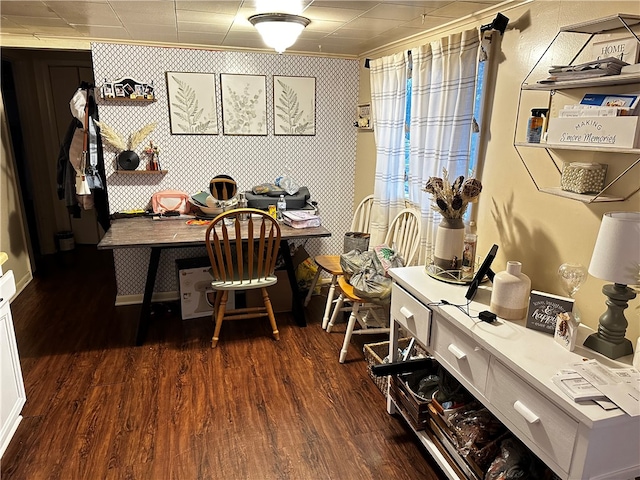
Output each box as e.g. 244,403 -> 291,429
387,266 -> 639,480
0,256 -> 26,458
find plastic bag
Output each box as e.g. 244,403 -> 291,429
339,249 -> 376,281
350,266 -> 392,304
484,437 -> 550,480
374,244 -> 404,276
275,168 -> 300,195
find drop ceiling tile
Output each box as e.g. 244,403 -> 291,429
31,26 -> 86,36
109,2 -> 177,25
175,1 -> 242,15
402,15 -> 454,29
178,21 -> 232,34
6,16 -> 71,28
362,4 -> 428,21
177,32 -> 227,45
429,1 -> 496,18
307,1 -> 379,10
1,2 -> 59,16
72,24 -> 132,40
176,10 -> 235,25
304,19 -> 343,34
44,1 -> 121,25
303,6 -> 365,23
343,16 -> 405,34
0,18 -> 31,33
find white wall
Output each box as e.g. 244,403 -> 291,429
354,0 -> 640,342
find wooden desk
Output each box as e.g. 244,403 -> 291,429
98,217 -> 331,345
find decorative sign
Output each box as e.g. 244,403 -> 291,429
355,103 -> 372,130
546,116 -> 640,148
591,37 -> 639,65
526,290 -> 574,334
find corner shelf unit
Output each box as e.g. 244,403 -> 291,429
514,13 -> 640,203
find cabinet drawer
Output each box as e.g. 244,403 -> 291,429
486,358 -> 577,473
391,284 -> 432,346
0,271 -> 16,308
431,319 -> 490,395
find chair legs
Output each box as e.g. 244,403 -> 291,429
321,275 -> 338,330
262,287 -> 280,341
339,301 -> 360,363
325,293 -> 345,333
211,290 -> 227,348
211,289 -> 279,347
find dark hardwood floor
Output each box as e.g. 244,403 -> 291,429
1,246 -> 446,480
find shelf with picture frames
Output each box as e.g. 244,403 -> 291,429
114,170 -> 168,174
513,13 -> 640,204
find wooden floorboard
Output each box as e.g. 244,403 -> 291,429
1,246 -> 446,480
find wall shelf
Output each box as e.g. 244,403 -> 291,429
514,13 -> 640,203
102,96 -> 156,102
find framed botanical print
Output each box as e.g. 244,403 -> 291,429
273,76 -> 315,135
220,74 -> 267,135
166,72 -> 218,135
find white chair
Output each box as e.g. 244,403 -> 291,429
303,194 -> 374,329
326,208 -> 422,363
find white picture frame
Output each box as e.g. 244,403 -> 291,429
166,71 -> 218,135
273,76 -> 316,135
220,74 -> 267,135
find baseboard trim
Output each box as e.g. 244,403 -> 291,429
115,291 -> 179,306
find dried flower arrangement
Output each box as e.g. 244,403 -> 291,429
423,168 -> 482,219
94,121 -> 157,152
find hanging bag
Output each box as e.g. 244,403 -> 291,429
74,99 -> 94,208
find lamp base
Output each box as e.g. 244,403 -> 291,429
583,333 -> 633,360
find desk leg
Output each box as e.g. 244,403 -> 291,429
136,247 -> 161,346
280,240 -> 306,327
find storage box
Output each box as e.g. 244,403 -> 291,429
176,257 -> 234,320
363,338 -> 412,396
546,116 -> 640,148
560,162 -> 607,194
390,373 -> 434,431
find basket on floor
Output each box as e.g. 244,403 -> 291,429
363,337 -> 413,396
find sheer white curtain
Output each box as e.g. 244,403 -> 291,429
407,28 -> 481,265
369,51 -> 409,247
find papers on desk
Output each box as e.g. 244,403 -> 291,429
282,210 -> 321,229
552,360 -> 640,416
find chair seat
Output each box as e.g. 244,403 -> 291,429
314,255 -> 343,276
337,276 -> 364,303
212,276 -> 278,290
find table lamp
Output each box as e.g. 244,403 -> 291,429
583,211 -> 640,359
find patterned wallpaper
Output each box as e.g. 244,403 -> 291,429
91,43 -> 359,298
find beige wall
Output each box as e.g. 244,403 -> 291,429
355,0 -> 640,342
1,90 -> 32,296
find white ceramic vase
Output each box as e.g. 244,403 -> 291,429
490,261 -> 531,320
433,218 -> 465,270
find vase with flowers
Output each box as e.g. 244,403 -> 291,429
423,168 -> 482,270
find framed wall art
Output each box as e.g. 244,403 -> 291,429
273,76 -> 315,135
166,72 -> 218,135
220,74 -> 267,135
356,103 -> 372,130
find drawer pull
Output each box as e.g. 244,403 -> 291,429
447,344 -> 467,360
514,400 -> 540,424
399,306 -> 414,321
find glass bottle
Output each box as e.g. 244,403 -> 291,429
277,195 -> 286,221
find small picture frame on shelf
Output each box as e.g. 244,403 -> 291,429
102,82 -> 115,98
526,290 -> 574,334
356,103 -> 372,130
114,84 -> 125,97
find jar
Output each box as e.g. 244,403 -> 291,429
490,261 -> 531,320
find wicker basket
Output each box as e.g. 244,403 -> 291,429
364,338 -> 425,396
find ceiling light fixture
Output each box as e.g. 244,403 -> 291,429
248,13 -> 310,54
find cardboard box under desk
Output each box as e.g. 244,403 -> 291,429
176,257 -> 235,320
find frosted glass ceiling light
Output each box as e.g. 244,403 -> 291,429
249,13 -> 310,54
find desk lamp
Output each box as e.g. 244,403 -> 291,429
583,211 -> 640,359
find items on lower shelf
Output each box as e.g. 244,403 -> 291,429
388,351 -> 558,480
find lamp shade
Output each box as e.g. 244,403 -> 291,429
249,13 -> 310,53
588,211 -> 640,285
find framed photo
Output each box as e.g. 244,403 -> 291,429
273,76 -> 315,135
102,82 -> 114,98
114,84 -> 125,97
166,71 -> 218,135
356,103 -> 372,130
220,74 -> 267,135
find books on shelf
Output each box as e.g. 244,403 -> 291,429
539,56 -> 629,84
